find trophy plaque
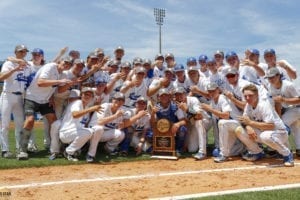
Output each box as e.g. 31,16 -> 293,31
151,118 -> 178,160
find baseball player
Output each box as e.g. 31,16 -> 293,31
106,61 -> 131,100
173,87 -> 210,160
150,88 -> 188,157
88,92 -> 128,155
223,68 -> 271,111
266,67 -> 300,157
263,48 -> 297,81
114,46 -> 125,63
206,58 -> 229,92
186,66 -> 210,104
0,45 -> 30,158
172,64 -> 190,92
198,55 -> 209,78
153,53 -> 166,79
201,82 -> 245,163
142,59 -> 155,87
17,57 -> 73,160
54,58 -> 85,119
225,51 -> 262,85
59,87 -> 103,162
49,89 -> 81,160
119,96 -> 151,156
120,67 -> 148,108
165,53 -> 176,69
93,76 -> 110,105
213,50 -> 226,73
147,68 -> 174,103
238,84 -> 294,167
186,57 -> 197,68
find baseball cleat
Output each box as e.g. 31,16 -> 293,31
1,151 -> 14,158
49,153 -> 58,160
27,144 -> 39,153
63,151 -> 79,162
212,148 -> 220,157
86,155 -> 95,163
214,155 -> 228,163
194,152 -> 206,160
242,151 -> 265,161
16,152 -> 28,160
283,153 -> 294,167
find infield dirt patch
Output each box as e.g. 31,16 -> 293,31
0,156 -> 299,199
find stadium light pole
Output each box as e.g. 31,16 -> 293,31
154,8 -> 166,54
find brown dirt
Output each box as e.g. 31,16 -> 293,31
0,156 -> 299,200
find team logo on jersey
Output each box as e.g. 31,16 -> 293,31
15,73 -> 28,82
105,123 -> 117,129
129,93 -> 141,101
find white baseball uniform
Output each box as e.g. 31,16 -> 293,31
153,65 -> 166,79
0,61 -> 30,151
268,79 -> 300,149
210,94 -> 245,156
88,102 -> 128,152
173,72 -> 190,92
184,96 -> 210,154
241,98 -> 291,157
121,80 -> 148,108
124,108 -> 151,150
59,100 -> 102,157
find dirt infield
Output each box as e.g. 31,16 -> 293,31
0,156 -> 299,199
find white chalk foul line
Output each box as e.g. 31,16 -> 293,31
0,162 -> 299,190
149,183 -> 300,200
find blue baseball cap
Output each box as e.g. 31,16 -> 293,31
173,64 -> 185,72
95,76 -> 108,85
264,48 -> 276,55
198,54 -> 208,62
249,49 -> 260,55
186,57 -> 197,64
32,48 -> 44,55
225,51 -> 237,59
206,58 -> 216,64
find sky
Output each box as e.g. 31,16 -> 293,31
0,0 -> 300,83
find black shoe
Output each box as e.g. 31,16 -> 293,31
86,154 -> 95,163
63,151 -> 78,162
2,151 -> 14,158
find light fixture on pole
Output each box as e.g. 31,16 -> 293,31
154,8 -> 166,54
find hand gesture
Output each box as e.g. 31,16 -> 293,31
176,101 -> 188,112
160,77 -> 169,87
189,85 -> 198,94
59,79 -> 73,85
60,47 -> 68,56
93,105 -> 103,113
277,61 -> 286,69
200,103 -> 211,112
238,115 -> 251,125
115,109 -> 125,118
244,49 -> 251,59
136,110 -> 148,118
224,90 -> 234,99
273,95 -> 283,103
241,59 -> 255,67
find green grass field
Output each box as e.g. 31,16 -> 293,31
1,124 -> 299,199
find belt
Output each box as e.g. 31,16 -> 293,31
12,92 -> 23,95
